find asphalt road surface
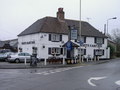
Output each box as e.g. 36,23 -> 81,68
0,59 -> 120,90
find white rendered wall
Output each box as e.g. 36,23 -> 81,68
18,33 -> 68,59
18,33 -> 108,59
81,37 -> 108,59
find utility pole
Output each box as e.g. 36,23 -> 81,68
79,0 -> 82,63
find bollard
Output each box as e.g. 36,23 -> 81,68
97,56 -> 99,61
75,58 -> 76,64
44,58 -> 47,65
71,59 -> 73,64
94,56 -> 96,61
63,57 -> 65,65
87,58 -> 88,62
82,56 -> 84,62
24,58 -> 27,65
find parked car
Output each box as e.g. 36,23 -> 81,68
8,52 -> 32,63
0,52 -> 14,61
0,49 -> 11,53
4,52 -> 15,61
0,53 -> 6,61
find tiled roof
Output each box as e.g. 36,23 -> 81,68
18,17 -> 107,38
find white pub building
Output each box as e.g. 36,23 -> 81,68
18,8 -> 110,64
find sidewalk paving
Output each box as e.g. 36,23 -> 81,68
0,60 -> 110,69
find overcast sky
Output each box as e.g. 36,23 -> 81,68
0,0 -> 120,40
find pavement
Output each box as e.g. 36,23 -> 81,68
0,60 -> 110,69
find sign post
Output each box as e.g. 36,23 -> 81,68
24,58 -> 27,65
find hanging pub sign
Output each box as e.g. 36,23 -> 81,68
70,29 -> 78,40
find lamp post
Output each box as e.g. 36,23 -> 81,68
106,17 -> 117,35
79,0 -> 82,63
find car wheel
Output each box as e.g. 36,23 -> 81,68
15,59 -> 20,63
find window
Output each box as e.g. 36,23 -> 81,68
51,48 -> 60,54
95,37 -> 104,44
49,34 -> 62,42
81,37 -> 86,43
94,49 -> 104,56
48,47 -> 63,55
32,47 -> 37,54
52,34 -> 59,41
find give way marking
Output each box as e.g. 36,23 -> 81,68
88,76 -> 107,87
36,66 -> 83,75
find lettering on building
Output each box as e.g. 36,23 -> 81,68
21,41 -> 35,45
81,44 -> 102,47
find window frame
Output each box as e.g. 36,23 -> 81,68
49,34 -> 62,42
95,37 -> 104,44
52,34 -> 59,42
81,36 -> 86,43
51,47 -> 61,54
48,47 -> 63,55
94,49 -> 104,56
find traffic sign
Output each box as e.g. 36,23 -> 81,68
78,40 -> 84,45
66,41 -> 72,51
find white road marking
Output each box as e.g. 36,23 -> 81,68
43,72 -> 49,75
88,76 -> 107,86
35,66 -> 83,75
115,80 -> 120,86
36,71 -> 48,75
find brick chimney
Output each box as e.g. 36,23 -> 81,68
57,8 -> 64,21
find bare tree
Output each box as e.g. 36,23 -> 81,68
111,28 -> 120,57
112,28 -> 120,43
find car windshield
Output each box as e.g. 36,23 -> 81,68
4,52 -> 15,55
11,53 -> 18,55
17,52 -> 31,56
0,49 -> 11,53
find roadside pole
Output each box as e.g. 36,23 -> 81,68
97,56 -> 99,61
44,58 -> 47,65
79,0 -> 82,63
94,56 -> 96,61
81,56 -> 84,62
63,48 -> 65,65
63,57 -> 65,65
24,58 -> 27,65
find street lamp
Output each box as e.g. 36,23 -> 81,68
79,0 -> 82,63
106,17 -> 117,35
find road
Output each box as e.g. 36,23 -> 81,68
0,59 -> 120,90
